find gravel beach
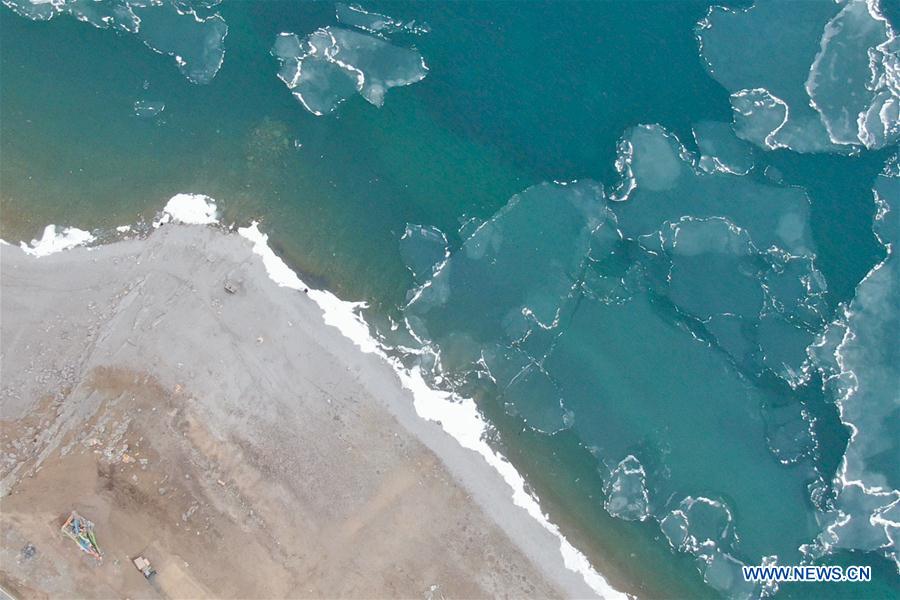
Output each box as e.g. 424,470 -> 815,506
0,223 -> 602,599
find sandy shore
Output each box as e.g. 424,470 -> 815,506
0,223 -> 604,599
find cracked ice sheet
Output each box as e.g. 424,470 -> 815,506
404,181 -> 607,433
2,0 -> 227,85
808,155 -> 900,570
698,0 -> 899,153
271,26 -> 428,116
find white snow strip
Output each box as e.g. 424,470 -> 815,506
399,368 -> 626,599
237,221 -> 380,354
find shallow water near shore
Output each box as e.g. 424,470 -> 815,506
2,1 -> 899,598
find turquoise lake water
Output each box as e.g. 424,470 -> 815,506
1,1 -> 898,598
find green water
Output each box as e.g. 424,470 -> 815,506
2,1 -> 898,598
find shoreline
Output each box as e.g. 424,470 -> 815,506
1,203 -> 623,598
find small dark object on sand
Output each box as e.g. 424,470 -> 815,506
21,543 -> 36,560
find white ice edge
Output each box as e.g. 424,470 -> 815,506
237,220 -> 626,599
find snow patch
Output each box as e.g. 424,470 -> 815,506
18,225 -> 95,257
160,193 -> 218,225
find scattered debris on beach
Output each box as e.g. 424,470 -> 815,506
60,512 -> 102,562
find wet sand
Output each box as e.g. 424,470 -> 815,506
0,224 -> 601,599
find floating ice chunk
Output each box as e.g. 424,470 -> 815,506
669,496 -> 736,558
2,0 -> 140,31
809,156 -> 900,570
661,511 -> 689,549
729,87 -> 848,154
399,223 -> 448,285
612,125 -> 815,257
407,180 -> 605,356
326,26 -> 427,107
132,1 -> 227,85
693,120 -> 755,175
1,0 -> 59,21
19,224 -> 95,257
806,0 -> 900,149
662,217 -> 764,320
661,496 -> 765,598
479,345 -> 572,434
607,125 -> 826,388
702,549 -> 760,599
335,3 -> 430,36
698,0 -> 887,153
728,88 -> 790,151
2,0 -> 227,84
161,193 -> 218,225
604,455 -> 650,522
405,181 -> 606,431
628,124 -> 686,192
133,99 -> 166,119
272,30 -> 304,66
271,27 -> 428,116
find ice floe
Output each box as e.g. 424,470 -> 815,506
398,122 -> 847,598
806,0 -> 900,149
698,0 -> 899,153
604,455 -> 651,522
693,120 -> 755,175
404,180 -> 607,434
2,0 -> 227,85
335,3 -> 430,37
272,9 -> 428,116
805,154 -> 900,571
399,223 -> 449,286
